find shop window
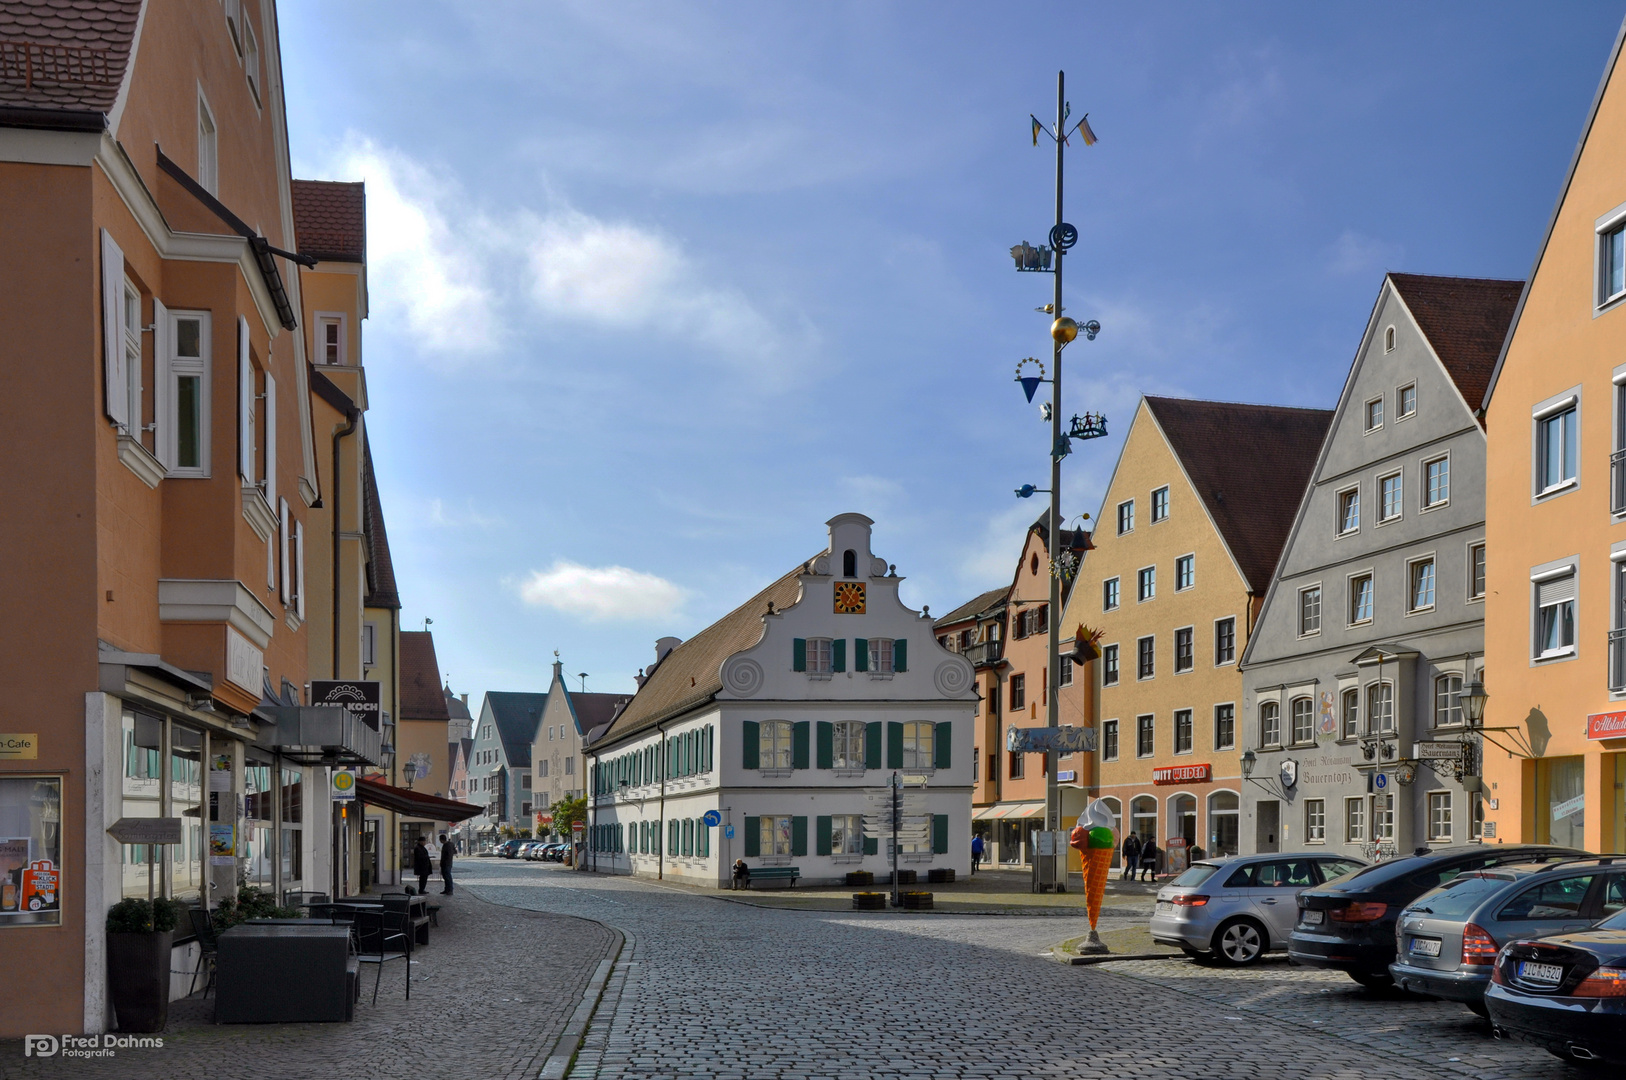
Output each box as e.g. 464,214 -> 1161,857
1208,791 -> 1239,857
1538,757 -> 1586,850
1130,796 -> 1158,843
1213,703 -> 1235,750
0,776 -> 62,926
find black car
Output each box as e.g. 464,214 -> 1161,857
1290,844 -> 1583,987
1487,909 -> 1626,1066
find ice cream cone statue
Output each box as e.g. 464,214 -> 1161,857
1069,798 -> 1116,953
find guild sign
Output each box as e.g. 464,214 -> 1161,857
1280,759 -> 1298,790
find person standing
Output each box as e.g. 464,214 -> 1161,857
1121,831 -> 1142,881
412,836 -> 433,895
439,832 -> 455,895
971,833 -> 985,874
1138,837 -> 1161,882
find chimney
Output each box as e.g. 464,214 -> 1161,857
460,693 -> 468,708
655,637 -> 682,665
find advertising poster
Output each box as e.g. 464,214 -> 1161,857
209,754 -> 233,792
1165,837 -> 1189,876
0,838 -> 29,916
209,822 -> 236,865
20,859 -> 58,913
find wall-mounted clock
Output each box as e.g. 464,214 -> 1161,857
833,582 -> 866,614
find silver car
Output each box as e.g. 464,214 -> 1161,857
1151,853 -> 1367,965
1389,857 -> 1626,1014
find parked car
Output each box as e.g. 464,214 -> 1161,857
1485,906 -> 1626,1066
518,842 -> 539,860
544,843 -> 567,862
1150,852 -> 1367,966
1389,858 -> 1626,1014
497,839 -> 525,859
1292,845 -> 1583,988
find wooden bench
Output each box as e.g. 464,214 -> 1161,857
746,866 -> 799,889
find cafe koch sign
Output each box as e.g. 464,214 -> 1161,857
310,680 -> 382,730
1587,709 -> 1626,741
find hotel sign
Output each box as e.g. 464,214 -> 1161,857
1587,710 -> 1626,741
1152,763 -> 1212,786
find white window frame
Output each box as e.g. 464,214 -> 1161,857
1532,561 -> 1579,661
197,91 -> 218,196
313,313 -> 348,366
1396,382 -> 1417,421
1298,584 -> 1322,637
1102,576 -> 1120,611
1290,695 -> 1315,745
121,279 -> 144,442
1367,681 -> 1395,735
1135,714 -> 1155,758
1136,565 -> 1156,603
804,637 -> 832,675
1174,553 -> 1195,592
1259,700 -> 1281,748
1213,616 -> 1236,666
1467,541 -> 1486,602
1434,672 -> 1463,729
1428,790 -> 1454,843
1101,719 -> 1119,762
900,721 -> 936,771
1377,470 -> 1403,524
1348,570 -> 1374,626
242,15 -> 261,108
1213,702 -> 1235,751
758,815 -> 792,857
1173,708 -> 1193,755
1173,626 -> 1194,673
1116,499 -> 1134,535
832,720 -> 866,769
1596,200 -> 1626,310
362,622 -> 377,667
1422,453 -> 1450,511
1345,796 -> 1366,843
869,637 -> 895,674
759,720 -> 793,771
1336,485 -> 1360,536
1136,636 -> 1155,681
1364,395 -> 1384,433
224,0 -> 244,54
1340,686 -> 1360,740
1407,554 -> 1437,615
1102,644 -> 1119,687
1305,798 -> 1326,844
829,813 -> 864,856
1533,392 -> 1581,499
1383,325 -> 1396,352
1150,485 -> 1170,523
1373,793 -> 1396,843
164,309 -> 212,477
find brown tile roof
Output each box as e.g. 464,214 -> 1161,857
0,1 -> 139,119
291,179 -> 366,263
1144,397 -> 1334,594
933,585 -> 1008,628
362,434 -> 399,610
587,561 -> 812,749
399,632 -> 449,721
1388,273 -> 1523,416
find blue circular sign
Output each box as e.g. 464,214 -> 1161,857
703,810 -> 722,828
1374,772 -> 1389,791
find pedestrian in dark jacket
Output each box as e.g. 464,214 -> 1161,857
439,832 -> 455,895
1121,833 -> 1142,881
1138,837 -> 1161,882
732,859 -> 750,890
413,836 -> 433,894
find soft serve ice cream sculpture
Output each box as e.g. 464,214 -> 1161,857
1068,797 -> 1117,952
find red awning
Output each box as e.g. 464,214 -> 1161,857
355,775 -> 483,822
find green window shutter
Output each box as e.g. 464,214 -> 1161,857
791,816 -> 808,857
742,721 -> 759,769
934,721 -> 952,769
887,722 -> 904,769
894,638 -> 907,672
669,819 -> 679,857
744,817 -> 760,857
684,732 -> 693,776
855,638 -> 869,672
793,638 -> 807,672
864,835 -> 879,855
933,814 -> 948,854
682,819 -> 692,856
704,725 -> 713,773
816,815 -> 833,856
865,722 -> 882,769
792,721 -> 810,770
832,638 -> 846,672
816,721 -> 834,770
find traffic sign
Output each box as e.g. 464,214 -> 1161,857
703,810 -> 722,828
332,770 -> 357,801
723,824 -> 735,839
1374,772 -> 1389,791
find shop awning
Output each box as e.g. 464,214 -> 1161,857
1001,801 -> 1048,819
973,805 -> 1003,821
355,775 -> 483,822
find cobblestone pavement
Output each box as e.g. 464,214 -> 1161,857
463,861 -> 1579,1080
0,886 -> 617,1080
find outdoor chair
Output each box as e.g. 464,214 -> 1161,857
353,902 -> 411,1004
187,907 -> 220,998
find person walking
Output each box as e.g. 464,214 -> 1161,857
412,836 -> 433,895
439,832 -> 455,895
971,834 -> 985,874
1120,832 -> 1142,882
1138,837 -> 1161,882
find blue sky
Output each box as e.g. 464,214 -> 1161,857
279,1 -> 1625,701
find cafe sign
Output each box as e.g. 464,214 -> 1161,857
0,734 -> 37,760
1587,710 -> 1626,741
1152,763 -> 1212,786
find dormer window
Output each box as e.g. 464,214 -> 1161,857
843,549 -> 857,577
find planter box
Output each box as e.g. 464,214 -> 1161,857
108,931 -> 173,1033
844,871 -> 874,886
927,868 -> 955,884
852,892 -> 886,910
892,869 -> 917,885
900,891 -> 934,910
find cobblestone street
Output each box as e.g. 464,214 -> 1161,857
464,860 -> 1579,1080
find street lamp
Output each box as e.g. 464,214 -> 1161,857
1461,677 -> 1488,727
1240,749 -> 1257,778
403,760 -> 417,789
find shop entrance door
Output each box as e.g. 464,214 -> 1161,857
361,820 -> 378,889
1256,800 -> 1280,853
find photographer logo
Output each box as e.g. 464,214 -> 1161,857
24,1035 -> 58,1057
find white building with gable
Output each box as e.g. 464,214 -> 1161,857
583,514 -> 977,887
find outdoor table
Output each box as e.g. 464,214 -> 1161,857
215,923 -> 356,1023
328,895 -> 430,946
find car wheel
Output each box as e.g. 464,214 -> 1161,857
1349,970 -> 1393,990
1211,918 -> 1267,966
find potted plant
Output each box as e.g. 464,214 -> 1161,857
106,896 -> 179,1032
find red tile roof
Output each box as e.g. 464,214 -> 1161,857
291,179 -> 366,263
0,1 -> 139,117
1388,273 -> 1523,416
1144,397 -> 1334,594
400,632 -> 450,722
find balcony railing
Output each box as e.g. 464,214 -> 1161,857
1610,628 -> 1626,693
1612,449 -> 1626,516
962,640 -> 1004,667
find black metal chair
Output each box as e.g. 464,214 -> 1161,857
187,907 -> 220,997
353,901 -> 411,1004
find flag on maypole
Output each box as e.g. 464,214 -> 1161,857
1078,114 -> 1099,146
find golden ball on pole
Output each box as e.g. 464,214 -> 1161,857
1051,316 -> 1079,344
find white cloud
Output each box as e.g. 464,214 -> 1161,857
517,560 -> 686,622
427,498 -> 502,529
1326,229 -> 1403,278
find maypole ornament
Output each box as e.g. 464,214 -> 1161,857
1014,357 -> 1047,403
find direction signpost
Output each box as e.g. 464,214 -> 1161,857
108,818 -> 183,902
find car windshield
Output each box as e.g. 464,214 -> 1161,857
1403,873 -> 1512,918
1170,864 -> 1220,888
1599,908 -> 1626,931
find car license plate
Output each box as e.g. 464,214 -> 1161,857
1518,961 -> 1563,986
1156,901 -> 1174,916
1301,909 -> 1324,925
1410,937 -> 1441,957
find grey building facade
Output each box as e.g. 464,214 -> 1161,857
468,691 -> 547,843
1237,273 -> 1519,859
